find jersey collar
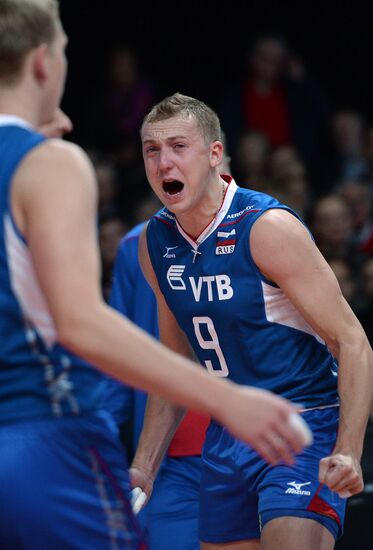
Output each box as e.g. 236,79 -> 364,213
175,176 -> 238,250
0,114 -> 33,129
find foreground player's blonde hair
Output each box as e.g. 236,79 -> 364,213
0,0 -> 60,85
142,92 -> 222,144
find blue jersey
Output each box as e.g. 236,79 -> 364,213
0,117 -> 107,421
146,178 -> 338,408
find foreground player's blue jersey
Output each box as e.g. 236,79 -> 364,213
0,117 -> 107,421
147,178 -> 338,408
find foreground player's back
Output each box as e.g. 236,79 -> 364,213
0,120 -> 107,421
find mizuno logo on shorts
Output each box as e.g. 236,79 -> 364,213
285,481 -> 311,495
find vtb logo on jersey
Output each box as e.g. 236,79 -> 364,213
216,229 -> 236,255
166,265 -> 234,301
167,265 -> 186,290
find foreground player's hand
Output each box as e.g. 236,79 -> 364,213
216,386 -> 312,465
318,453 -> 364,498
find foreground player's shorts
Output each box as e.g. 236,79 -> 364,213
0,411 -> 147,549
199,406 -> 346,543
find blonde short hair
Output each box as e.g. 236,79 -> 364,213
0,0 -> 60,84
142,92 -> 222,144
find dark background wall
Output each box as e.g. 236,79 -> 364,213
60,0 -> 373,143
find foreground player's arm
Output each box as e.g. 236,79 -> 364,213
251,209 -> 373,497
12,141 -> 307,459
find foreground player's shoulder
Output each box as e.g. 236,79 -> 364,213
17,139 -> 96,195
12,139 -> 98,236
25,137 -> 90,165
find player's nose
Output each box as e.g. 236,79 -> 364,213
158,149 -> 173,172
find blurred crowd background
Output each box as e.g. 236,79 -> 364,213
59,1 -> 373,347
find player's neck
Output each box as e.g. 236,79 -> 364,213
176,176 -> 227,241
0,86 -> 42,128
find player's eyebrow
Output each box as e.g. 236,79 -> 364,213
143,135 -> 189,145
166,135 -> 188,141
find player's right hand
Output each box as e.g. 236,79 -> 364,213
215,385 -> 312,465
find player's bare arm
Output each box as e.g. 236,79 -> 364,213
12,140 -> 308,461
130,227 -> 197,498
250,208 -> 373,497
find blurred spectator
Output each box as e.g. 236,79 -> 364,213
132,192 -> 162,227
92,154 -> 122,222
105,46 -> 154,165
219,34 -> 333,191
235,131 -> 269,190
281,177 -> 310,220
269,146 -> 300,180
83,45 -> 155,167
268,146 -> 311,218
242,37 -> 290,146
337,180 -> 373,255
331,111 -> 369,181
99,214 -> 128,300
311,194 -> 355,262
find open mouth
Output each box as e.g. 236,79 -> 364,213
163,180 -> 184,195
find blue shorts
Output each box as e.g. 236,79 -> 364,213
199,407 -> 346,544
147,456 -> 201,550
0,412 -> 147,549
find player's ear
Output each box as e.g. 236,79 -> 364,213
210,141 -> 223,168
32,44 -> 49,83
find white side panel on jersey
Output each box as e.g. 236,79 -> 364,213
4,214 -> 57,348
261,281 -> 324,344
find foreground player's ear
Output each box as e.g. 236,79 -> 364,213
33,44 -> 49,83
210,141 -> 223,168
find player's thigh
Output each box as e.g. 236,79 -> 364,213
201,541 -> 260,550
261,516 -> 335,550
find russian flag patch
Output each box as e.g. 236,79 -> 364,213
216,229 -> 236,255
